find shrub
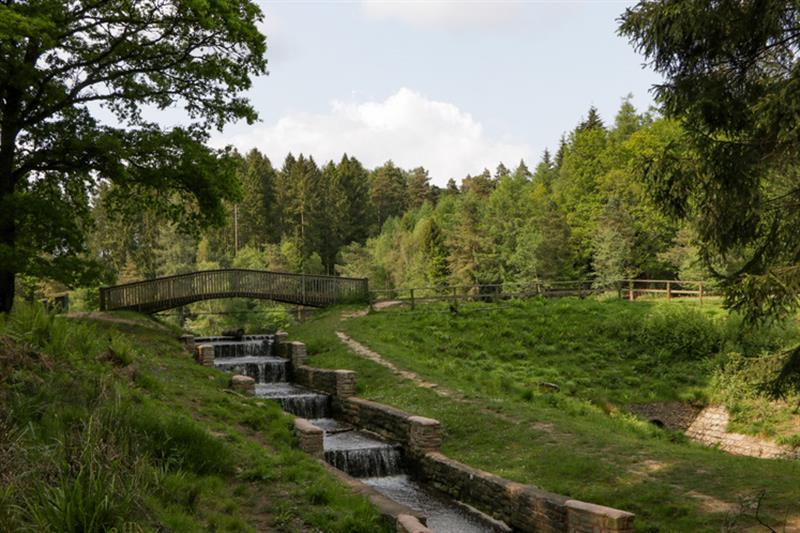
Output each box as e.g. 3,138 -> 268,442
638,305 -> 722,360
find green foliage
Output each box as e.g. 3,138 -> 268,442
619,0 -> 800,324
0,0 -> 267,312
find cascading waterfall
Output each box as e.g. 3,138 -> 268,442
209,333 -> 502,532
324,431 -> 403,478
214,356 -> 289,383
255,383 -> 331,418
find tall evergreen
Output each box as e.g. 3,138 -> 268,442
406,167 -> 432,209
369,160 -> 407,232
238,149 -> 279,248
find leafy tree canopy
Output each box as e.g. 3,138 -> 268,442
0,0 -> 267,311
620,0 -> 800,323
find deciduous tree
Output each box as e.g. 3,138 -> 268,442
0,0 -> 266,312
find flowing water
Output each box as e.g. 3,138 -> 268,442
255,383 -> 330,418
210,334 -> 503,532
324,431 -> 403,478
214,356 -> 289,382
364,475 -> 505,533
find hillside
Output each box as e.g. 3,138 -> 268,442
291,298 -> 800,532
0,303 -> 389,533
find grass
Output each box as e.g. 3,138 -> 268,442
0,302 -> 390,533
290,298 -> 800,533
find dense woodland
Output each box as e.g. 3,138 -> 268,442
73,98 -> 708,304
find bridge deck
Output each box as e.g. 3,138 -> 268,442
99,269 -> 369,313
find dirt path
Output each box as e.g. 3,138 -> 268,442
335,331 -> 452,396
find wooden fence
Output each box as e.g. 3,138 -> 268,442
99,269 -> 369,313
617,279 -> 713,303
369,279 -> 716,309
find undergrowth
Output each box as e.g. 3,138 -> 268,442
0,302 -> 389,533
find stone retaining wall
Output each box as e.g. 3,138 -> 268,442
334,397 -> 443,456
627,401 -> 702,431
628,402 -> 799,460
294,365 -> 356,398
686,406 -> 799,459
294,418 -> 324,458
414,452 -> 634,533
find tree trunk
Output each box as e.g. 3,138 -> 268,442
0,132 -> 18,314
0,183 -> 14,314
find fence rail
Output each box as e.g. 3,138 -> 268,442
99,269 -> 369,313
369,279 -> 717,309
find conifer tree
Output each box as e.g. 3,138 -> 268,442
406,167 -> 432,209
238,149 -> 279,248
369,161 -> 407,231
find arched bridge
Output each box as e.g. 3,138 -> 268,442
99,269 -> 369,313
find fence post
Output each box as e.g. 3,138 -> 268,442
699,282 -> 704,304
628,280 -> 634,301
666,281 -> 671,302
410,288 -> 415,310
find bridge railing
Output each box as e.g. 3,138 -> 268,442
99,269 -> 369,312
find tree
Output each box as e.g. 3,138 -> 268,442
461,169 -> 495,196
0,1 -> 266,312
619,1 -> 800,323
280,155 -> 322,260
238,149 -> 279,248
369,161 -> 407,231
406,167 -> 432,209
578,106 -> 604,131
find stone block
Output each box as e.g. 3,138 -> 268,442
396,514 -> 433,533
274,331 -> 288,356
294,366 -> 356,399
288,341 -> 307,367
565,500 -> 635,533
195,344 -> 214,367
294,418 -> 324,458
230,374 -> 255,394
408,416 -> 443,454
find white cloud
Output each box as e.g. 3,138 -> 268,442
360,0 -> 523,30
216,88 -> 531,185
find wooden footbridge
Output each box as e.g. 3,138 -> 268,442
99,269 -> 369,313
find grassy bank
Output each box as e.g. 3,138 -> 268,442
0,303 -> 389,533
291,299 -> 800,532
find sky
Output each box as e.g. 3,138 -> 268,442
211,0 -> 662,186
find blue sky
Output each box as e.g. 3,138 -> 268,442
213,1 -> 662,185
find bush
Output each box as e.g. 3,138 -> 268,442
638,305 -> 722,360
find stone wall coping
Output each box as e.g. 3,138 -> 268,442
407,415 -> 439,427
348,396 -> 413,420
396,514 -> 433,533
294,417 -> 323,435
565,499 -> 635,530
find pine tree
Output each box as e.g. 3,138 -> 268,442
280,154 -> 323,261
578,106 -> 604,131
406,167 -> 432,209
495,162 -> 511,178
512,159 -> 532,180
611,95 -> 642,143
461,169 -> 494,196
369,160 -> 407,232
238,149 -> 279,248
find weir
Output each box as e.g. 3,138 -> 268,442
208,333 -> 504,533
